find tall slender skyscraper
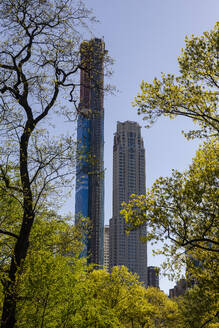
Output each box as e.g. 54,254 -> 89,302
75,38 -> 105,265
110,121 -> 147,285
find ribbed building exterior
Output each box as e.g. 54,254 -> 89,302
75,38 -> 105,265
109,121 -> 147,285
147,266 -> 159,288
104,225 -> 110,271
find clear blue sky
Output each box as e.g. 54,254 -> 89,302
79,0 -> 218,292
54,0 -> 219,293
87,0 -> 218,218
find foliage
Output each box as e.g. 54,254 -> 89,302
57,266 -> 181,328
14,216 -> 88,328
0,211 -> 88,328
121,138 -> 219,325
0,0 -> 100,326
174,245 -> 219,328
1,228 -> 181,328
125,23 -> 219,328
0,177 -> 22,269
121,139 -> 219,260
133,22 -> 219,139
178,283 -> 219,328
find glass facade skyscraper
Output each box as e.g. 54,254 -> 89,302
109,121 -> 147,285
75,39 -> 105,265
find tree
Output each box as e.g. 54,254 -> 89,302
133,23 -> 219,139
1,218 -> 182,328
0,1 -> 99,327
121,139 -> 219,259
178,283 -> 219,328
73,266 -> 181,328
122,23 -> 219,262
121,140 -> 218,327
121,24 -> 219,327
14,216 -> 88,328
0,209 -> 90,328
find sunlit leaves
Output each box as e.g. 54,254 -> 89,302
178,283 -> 219,328
133,23 -> 219,139
121,138 -> 219,258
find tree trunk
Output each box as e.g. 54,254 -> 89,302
1,212 -> 34,328
1,131 -> 34,328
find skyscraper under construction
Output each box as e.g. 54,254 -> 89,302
110,121 -> 147,285
75,38 -> 105,265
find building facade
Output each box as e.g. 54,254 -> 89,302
104,225 -> 110,271
109,121 -> 147,285
147,266 -> 159,288
75,38 -> 105,265
169,279 -> 187,298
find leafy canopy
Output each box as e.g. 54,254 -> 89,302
133,23 -> 219,139
121,139 -> 219,258
0,1 -> 98,327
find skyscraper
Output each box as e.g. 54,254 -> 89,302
104,225 -> 110,271
169,279 -> 187,298
147,266 -> 159,288
75,38 -> 105,265
109,121 -> 147,285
